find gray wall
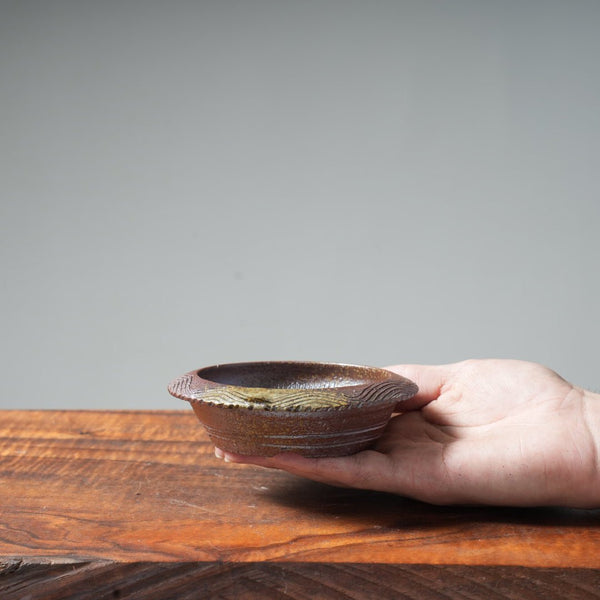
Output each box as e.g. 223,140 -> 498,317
2,0 -> 599,409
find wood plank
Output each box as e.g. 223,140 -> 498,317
2,562 -> 600,600
1,410 -> 599,567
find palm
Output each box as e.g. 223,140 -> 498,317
375,360 -> 585,505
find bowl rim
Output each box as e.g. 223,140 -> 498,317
168,360 -> 418,413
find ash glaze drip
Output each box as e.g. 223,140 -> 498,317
191,387 -> 349,411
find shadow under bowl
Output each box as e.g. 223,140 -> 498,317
168,361 -> 418,457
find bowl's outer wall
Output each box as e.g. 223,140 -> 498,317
190,400 -> 396,457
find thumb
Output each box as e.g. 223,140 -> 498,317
385,364 -> 450,410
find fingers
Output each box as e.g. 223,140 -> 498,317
214,447 -> 396,492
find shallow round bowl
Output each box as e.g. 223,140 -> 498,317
168,361 -> 418,457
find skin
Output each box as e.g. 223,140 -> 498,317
215,359 -> 600,508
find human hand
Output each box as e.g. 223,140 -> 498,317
215,359 -> 600,508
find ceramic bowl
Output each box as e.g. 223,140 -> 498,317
168,361 -> 418,457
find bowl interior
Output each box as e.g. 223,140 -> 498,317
197,361 -> 392,390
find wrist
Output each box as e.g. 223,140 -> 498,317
579,387 -> 600,508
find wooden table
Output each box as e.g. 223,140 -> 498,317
1,410 -> 599,599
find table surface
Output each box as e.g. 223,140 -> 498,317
1,410 -> 599,599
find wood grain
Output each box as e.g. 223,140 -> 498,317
1,410 -> 600,598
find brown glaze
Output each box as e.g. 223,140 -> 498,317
168,362 -> 418,457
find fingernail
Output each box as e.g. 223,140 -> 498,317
214,447 -> 224,459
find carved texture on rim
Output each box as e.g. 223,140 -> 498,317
350,380 -> 419,405
168,374 -> 194,398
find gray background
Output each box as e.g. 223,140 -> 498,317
1,0 -> 599,410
